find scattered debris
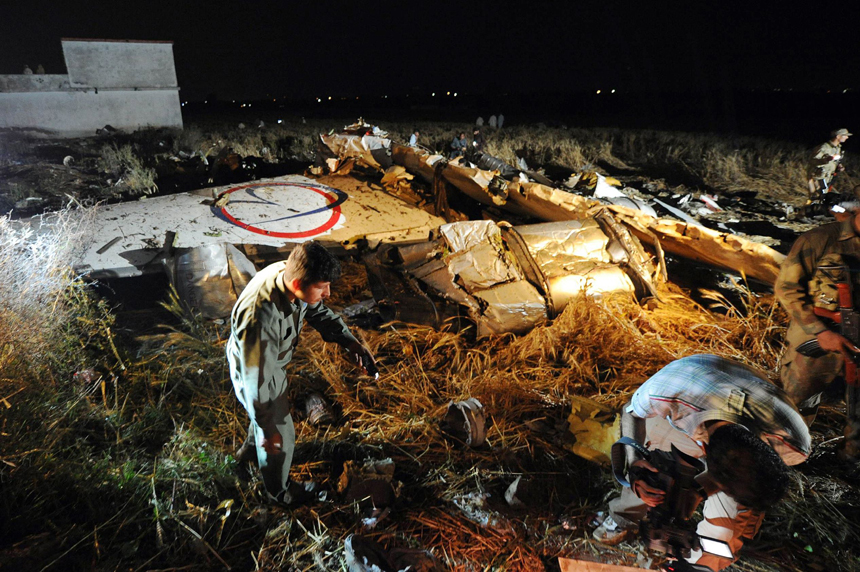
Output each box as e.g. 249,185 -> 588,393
563,396 -> 621,465
443,398 -> 487,446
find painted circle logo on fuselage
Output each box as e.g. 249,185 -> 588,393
214,182 -> 347,239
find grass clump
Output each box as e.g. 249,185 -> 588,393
99,143 -> 158,195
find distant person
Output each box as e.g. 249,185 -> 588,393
476,117 -> 484,127
22,65 -> 32,75
227,242 -> 376,505
808,128 -> 851,199
449,132 -> 468,159
35,64 -> 45,74
497,114 -> 505,129
409,128 -> 420,147
488,115 -> 497,128
471,128 -> 485,152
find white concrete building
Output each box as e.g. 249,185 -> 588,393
0,38 -> 183,136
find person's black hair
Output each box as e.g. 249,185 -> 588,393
284,241 -> 341,286
706,423 -> 791,511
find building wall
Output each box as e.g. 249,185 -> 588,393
0,89 -> 183,134
0,39 -> 182,135
62,39 -> 178,89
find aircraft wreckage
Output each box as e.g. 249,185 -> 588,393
313,123 -> 787,336
319,125 -> 785,286
18,121 -> 787,336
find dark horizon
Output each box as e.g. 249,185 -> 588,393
3,1 -> 860,103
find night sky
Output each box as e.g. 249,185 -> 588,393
2,2 -> 860,103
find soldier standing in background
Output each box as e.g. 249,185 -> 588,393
807,129 -> 851,209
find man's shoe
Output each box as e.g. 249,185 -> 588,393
592,515 -> 631,546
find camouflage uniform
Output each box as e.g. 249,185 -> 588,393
808,140 -> 843,196
775,218 -> 860,443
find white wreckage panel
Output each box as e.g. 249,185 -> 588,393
319,133 -> 391,171
364,218 -> 643,336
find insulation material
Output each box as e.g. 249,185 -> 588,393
473,280 -> 547,337
446,242 -> 523,293
439,219 -> 501,253
545,264 -> 634,308
563,396 -> 621,466
514,220 -> 612,269
440,220 -> 523,293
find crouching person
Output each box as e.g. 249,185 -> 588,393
226,242 -> 376,505
593,354 -> 810,571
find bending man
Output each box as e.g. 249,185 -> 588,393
593,354 -> 810,571
226,242 -> 376,504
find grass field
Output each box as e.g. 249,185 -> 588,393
2,121 -> 859,571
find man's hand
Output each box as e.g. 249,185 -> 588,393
817,329 -> 859,359
346,340 -> 378,377
630,458 -> 667,507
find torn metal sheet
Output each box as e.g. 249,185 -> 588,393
389,144 -> 785,284
473,280 -> 548,336
163,243 -> 257,319
363,218 -> 652,336
320,133 -> 391,172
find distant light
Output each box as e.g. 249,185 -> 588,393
273,99 -> 276,102
356,96 -> 359,100
611,89 -> 616,93
204,100 -> 208,104
845,89 -> 849,94
317,98 -> 321,102
432,92 -> 435,96
232,100 -> 236,103
277,119 -> 284,124
446,91 -> 450,95
328,96 -> 332,100
248,103 -> 251,107
596,90 -> 601,94
454,92 -> 458,97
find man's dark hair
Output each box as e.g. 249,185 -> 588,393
706,423 -> 791,511
283,241 -> 341,286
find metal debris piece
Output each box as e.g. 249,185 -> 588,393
443,398 -> 486,447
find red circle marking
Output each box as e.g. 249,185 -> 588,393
217,182 -> 342,239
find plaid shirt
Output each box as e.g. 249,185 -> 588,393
627,354 -> 810,465
775,218 -> 860,337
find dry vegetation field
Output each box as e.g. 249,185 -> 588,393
2,120 -> 860,571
